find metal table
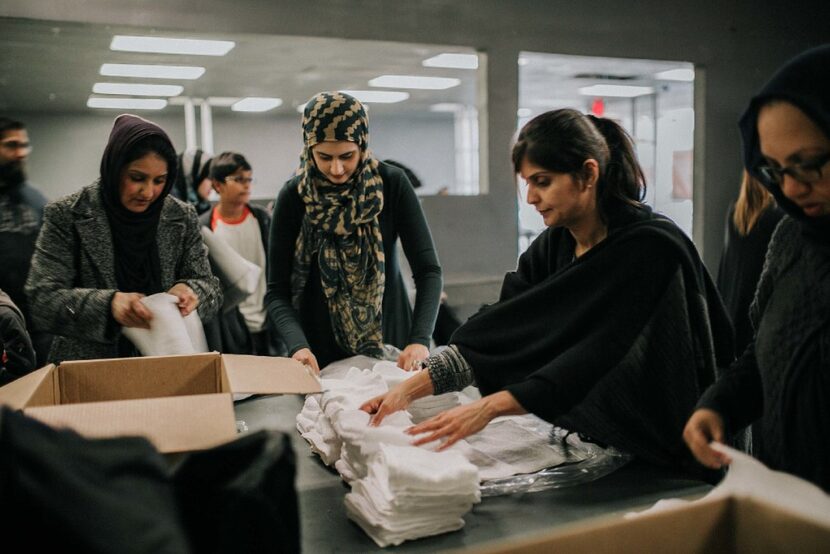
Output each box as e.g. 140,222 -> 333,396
235,394 -> 711,553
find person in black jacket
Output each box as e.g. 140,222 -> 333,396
265,92 -> 442,372
717,170 -> 783,356
0,289 -> 36,384
0,117 -> 51,366
363,109 -> 732,477
201,151 -> 283,355
685,45 -> 830,491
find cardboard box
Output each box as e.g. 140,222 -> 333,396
0,352 -> 319,453
468,495 -> 830,553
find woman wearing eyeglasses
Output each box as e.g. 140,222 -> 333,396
684,45 -> 830,491
265,92 -> 442,373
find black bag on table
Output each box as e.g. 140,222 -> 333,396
0,407 -> 190,553
172,430 -> 300,554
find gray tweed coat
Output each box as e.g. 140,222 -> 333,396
25,182 -> 222,362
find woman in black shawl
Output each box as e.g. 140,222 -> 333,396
363,109 -> 732,475
685,45 -> 830,491
26,114 -> 221,361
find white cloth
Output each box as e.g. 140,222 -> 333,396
345,444 -> 480,547
122,293 -> 208,356
627,443 -> 830,527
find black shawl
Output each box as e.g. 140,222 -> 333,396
99,114 -> 176,295
452,209 -> 733,472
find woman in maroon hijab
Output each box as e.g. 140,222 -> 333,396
26,114 -> 222,362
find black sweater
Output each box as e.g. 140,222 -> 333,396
716,204 -> 784,355
265,162 -> 442,367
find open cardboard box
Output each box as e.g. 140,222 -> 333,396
468,494 -> 830,553
0,352 -> 320,453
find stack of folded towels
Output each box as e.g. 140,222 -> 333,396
345,443 -> 480,547
296,363 -> 481,546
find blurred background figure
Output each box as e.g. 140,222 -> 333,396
174,148 -> 213,215
717,170 -> 784,355
0,289 -> 36,384
0,116 -> 51,367
384,159 -> 463,346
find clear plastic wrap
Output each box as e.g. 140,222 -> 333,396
478,424 -> 632,497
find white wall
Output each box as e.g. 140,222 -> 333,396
21,111 -> 455,203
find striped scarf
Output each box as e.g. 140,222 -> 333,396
291,92 -> 385,357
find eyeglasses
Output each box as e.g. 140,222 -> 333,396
756,152 -> 830,187
0,140 -> 32,154
225,176 -> 254,185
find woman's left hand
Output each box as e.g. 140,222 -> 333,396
396,343 -> 430,371
167,283 -> 199,316
407,391 -> 526,450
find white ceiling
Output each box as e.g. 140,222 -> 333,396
0,17 -> 480,115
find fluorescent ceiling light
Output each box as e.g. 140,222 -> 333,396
518,57 -> 530,66
100,63 -> 205,80
654,68 -> 695,82
517,108 -> 532,117
422,53 -> 479,69
368,75 -> 460,90
93,82 -> 183,97
578,84 -> 654,97
110,35 -> 235,56
340,90 -> 409,103
231,97 -> 283,112
430,103 -> 465,112
87,96 -> 167,110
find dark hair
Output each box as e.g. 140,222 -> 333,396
0,117 -> 25,137
210,151 -> 252,182
384,159 -> 422,189
123,134 -> 177,179
512,109 -> 646,223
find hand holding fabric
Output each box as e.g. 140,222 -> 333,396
683,408 -> 731,469
167,283 -> 199,316
396,343 -> 430,371
407,390 -> 526,450
111,292 -> 153,329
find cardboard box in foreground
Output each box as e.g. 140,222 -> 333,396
0,352 -> 320,453
468,495 -> 830,553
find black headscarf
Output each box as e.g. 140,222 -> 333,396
99,114 -> 177,294
739,44 -> 830,243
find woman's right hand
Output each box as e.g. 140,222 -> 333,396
360,370 -> 435,425
111,292 -> 153,329
361,386 -> 413,426
292,348 -> 320,375
683,408 -> 731,469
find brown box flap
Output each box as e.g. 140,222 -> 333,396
468,496 -> 734,554
221,354 -> 320,394
734,497 -> 830,552
0,365 -> 56,409
24,393 -> 237,453
57,353 -> 221,403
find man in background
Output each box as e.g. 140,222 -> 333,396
0,117 -> 50,369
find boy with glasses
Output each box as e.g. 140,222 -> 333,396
200,151 -> 283,356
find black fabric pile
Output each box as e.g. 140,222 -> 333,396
0,407 -> 300,553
